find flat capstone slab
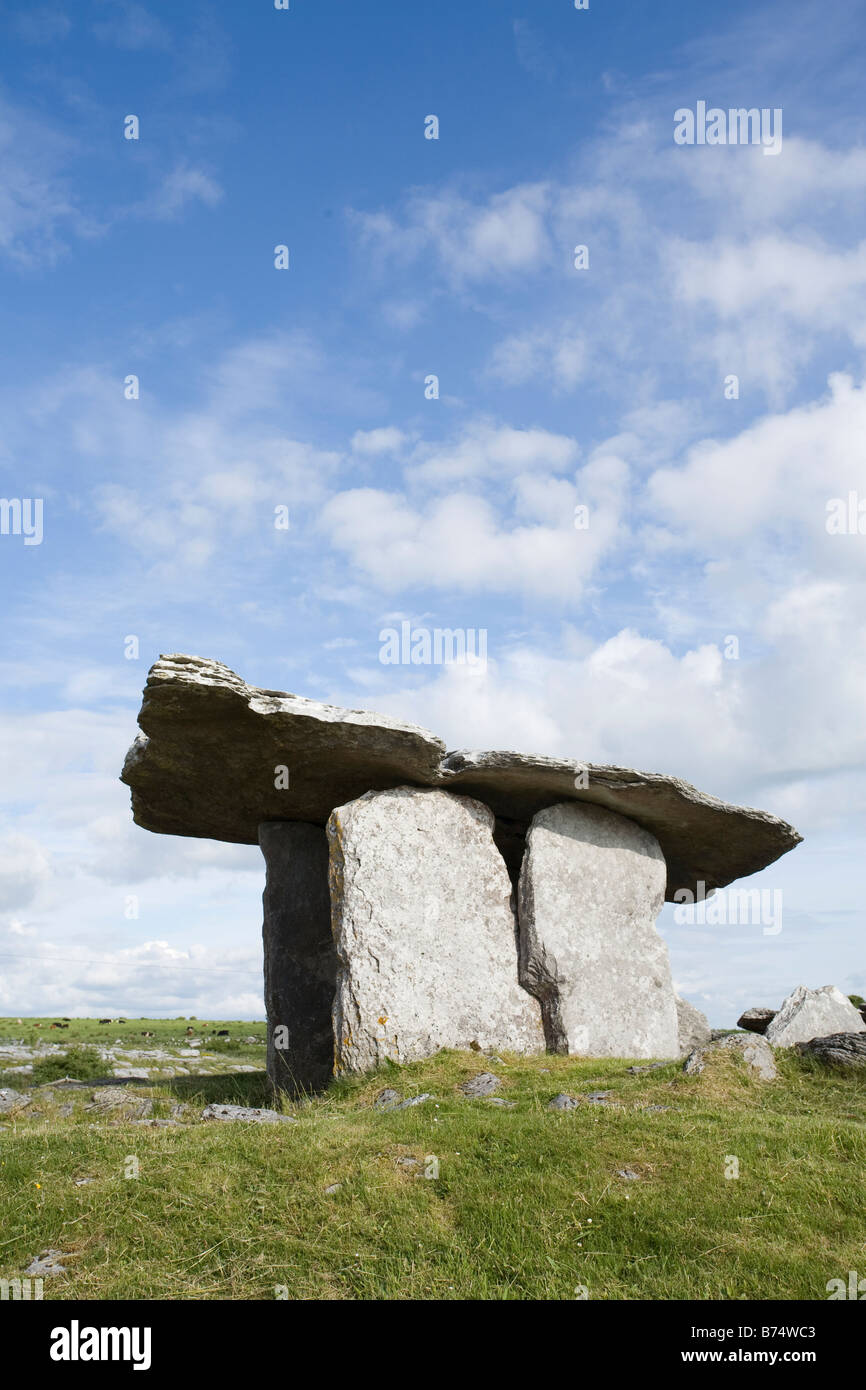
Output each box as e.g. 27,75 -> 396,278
121,654 -> 803,899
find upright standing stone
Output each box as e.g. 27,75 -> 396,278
518,801 -> 679,1058
259,822 -> 337,1094
327,787 -> 544,1072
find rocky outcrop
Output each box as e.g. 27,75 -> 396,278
327,787 -> 544,1072
517,801 -> 679,1059
259,822 -> 337,1094
684,1032 -> 777,1081
794,1033 -> 866,1069
121,655 -> 803,900
676,996 -> 712,1054
737,1007 -> 776,1035
764,985 -> 866,1049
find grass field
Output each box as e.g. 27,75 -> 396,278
1,1019 -> 864,1301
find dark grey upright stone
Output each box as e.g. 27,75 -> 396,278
259,821 -> 337,1095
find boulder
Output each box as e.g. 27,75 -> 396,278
737,1007 -> 776,1035
327,787 -> 544,1072
676,996 -> 712,1054
794,1033 -> 866,1069
121,655 -> 802,900
764,985 -> 866,1049
517,801 -> 679,1059
259,822 -> 337,1094
684,1032 -> 777,1081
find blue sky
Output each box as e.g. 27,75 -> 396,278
1,0 -> 865,1024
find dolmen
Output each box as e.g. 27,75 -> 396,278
121,655 -> 803,1094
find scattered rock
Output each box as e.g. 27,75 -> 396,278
626,1061 -> 668,1074
617,1168 -> 642,1181
397,1093 -> 433,1109
0,1087 -> 29,1113
329,788 -> 543,1072
518,801 -> 679,1058
201,1104 -> 297,1124
485,1097 -> 516,1108
765,985 -> 866,1049
324,1182 -> 342,1194
794,1032 -> 866,1069
684,1032 -> 777,1082
737,1007 -> 776,1035
73,1177 -> 95,1187
460,1072 -> 502,1098
373,1088 -> 403,1112
85,1089 -> 153,1120
547,1093 -> 580,1111
395,1157 -> 421,1171
676,996 -> 712,1054
24,1249 -> 70,1277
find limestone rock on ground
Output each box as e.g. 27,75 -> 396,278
794,1033 -> 866,1069
328,787 -> 544,1072
548,1093 -> 580,1111
764,985 -> 866,1048
518,801 -> 679,1059
684,1032 -> 777,1081
459,1072 -> 502,1097
737,1007 -> 777,1034
201,1104 -> 296,1124
259,821 -> 337,1095
0,1088 -> 29,1113
676,996 -> 712,1054
25,1250 -> 70,1277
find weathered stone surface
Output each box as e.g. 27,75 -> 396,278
459,1072 -> 502,1097
518,801 -> 679,1059
201,1103 -> 296,1124
122,654 -> 446,845
794,1033 -> 866,1069
439,749 -> 802,900
328,787 -> 544,1072
684,1033 -> 777,1081
24,1250 -> 70,1277
764,985 -> 866,1048
737,1007 -> 776,1034
259,821 -> 336,1095
676,996 -> 712,1054
121,656 -> 802,899
547,1093 -> 580,1111
0,1087 -> 28,1113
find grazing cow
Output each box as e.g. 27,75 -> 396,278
98,1019 -> 111,1024
141,1031 -> 154,1038
217,1029 -> 229,1037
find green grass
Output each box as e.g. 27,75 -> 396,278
0,1038 -> 863,1300
0,1016 -> 265,1048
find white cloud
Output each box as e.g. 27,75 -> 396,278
353,183 -> 553,282
351,427 -> 407,455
